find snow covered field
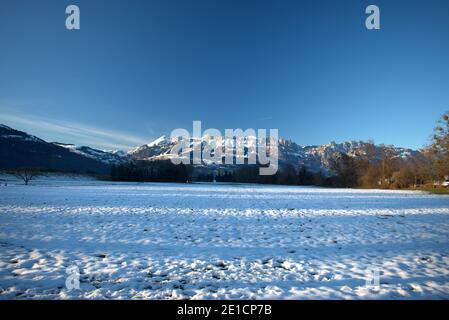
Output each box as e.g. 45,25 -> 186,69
1,177 -> 449,299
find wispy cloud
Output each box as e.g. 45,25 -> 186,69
0,111 -> 151,151
258,116 -> 273,121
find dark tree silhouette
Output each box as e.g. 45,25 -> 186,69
13,168 -> 40,185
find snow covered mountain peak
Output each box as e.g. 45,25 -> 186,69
127,134 -> 419,175
147,135 -> 169,147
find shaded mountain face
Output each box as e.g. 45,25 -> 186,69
52,143 -> 128,165
128,135 -> 420,175
0,124 -> 121,174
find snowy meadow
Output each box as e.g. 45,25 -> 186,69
0,177 -> 449,299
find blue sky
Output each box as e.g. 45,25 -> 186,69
1,0 -> 448,150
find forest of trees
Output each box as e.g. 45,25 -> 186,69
322,110 -> 449,189
208,164 -> 332,186
111,111 -> 449,190
111,160 -> 193,183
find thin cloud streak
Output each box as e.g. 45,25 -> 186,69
0,112 -> 151,151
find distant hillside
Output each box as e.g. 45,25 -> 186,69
0,124 -> 115,174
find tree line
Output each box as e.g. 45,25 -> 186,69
196,164 -> 331,186
110,160 -> 193,183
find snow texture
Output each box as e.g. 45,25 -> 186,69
0,178 -> 448,299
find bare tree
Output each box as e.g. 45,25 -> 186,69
355,140 -> 377,187
13,168 -> 40,185
379,145 -> 398,187
431,111 -> 449,180
419,111 -> 449,187
329,152 -> 358,187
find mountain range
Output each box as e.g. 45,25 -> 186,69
0,124 -> 419,175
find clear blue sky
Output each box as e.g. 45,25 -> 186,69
1,0 -> 448,150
